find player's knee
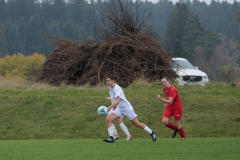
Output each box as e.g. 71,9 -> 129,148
162,119 -> 168,125
106,117 -> 113,124
175,123 -> 181,129
132,121 -> 138,126
116,119 -> 122,124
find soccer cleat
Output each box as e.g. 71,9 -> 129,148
113,135 -> 120,140
172,129 -> 178,138
126,135 -> 132,141
180,138 -> 186,140
103,136 -> 115,143
151,131 -> 157,142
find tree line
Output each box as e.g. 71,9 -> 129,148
0,0 -> 240,82
0,0 -> 239,55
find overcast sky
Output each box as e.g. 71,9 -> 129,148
149,0 -> 237,4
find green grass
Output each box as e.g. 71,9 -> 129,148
0,138 -> 239,160
0,80 -> 240,139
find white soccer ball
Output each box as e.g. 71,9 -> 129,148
97,106 -> 108,116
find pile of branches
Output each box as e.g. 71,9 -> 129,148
38,0 -> 177,87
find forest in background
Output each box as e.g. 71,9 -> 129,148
0,0 -> 240,82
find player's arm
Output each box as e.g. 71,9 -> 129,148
106,97 -> 113,101
157,94 -> 174,104
107,97 -> 120,110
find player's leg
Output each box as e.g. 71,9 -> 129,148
174,108 -> 186,140
162,116 -> 178,138
111,123 -> 119,140
123,107 -> 156,142
162,108 -> 178,138
116,117 -> 132,141
108,108 -> 119,140
174,120 -> 185,140
103,113 -> 119,143
162,108 -> 176,129
130,117 -> 156,142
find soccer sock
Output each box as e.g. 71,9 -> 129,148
107,126 -> 114,137
166,122 -> 177,130
112,123 -> 118,136
119,123 -> 130,137
143,125 -> 152,134
178,127 -> 186,138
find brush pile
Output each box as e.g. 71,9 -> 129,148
38,0 -> 177,87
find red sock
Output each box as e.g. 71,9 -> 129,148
178,127 -> 186,138
166,122 -> 177,130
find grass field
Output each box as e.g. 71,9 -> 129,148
0,138 -> 239,160
0,80 -> 240,159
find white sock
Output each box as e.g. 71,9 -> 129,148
143,126 -> 152,134
112,123 -> 118,136
119,123 -> 130,137
108,126 -> 114,137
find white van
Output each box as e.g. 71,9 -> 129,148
172,57 -> 209,86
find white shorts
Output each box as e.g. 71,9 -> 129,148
108,107 -> 123,118
110,106 -> 137,121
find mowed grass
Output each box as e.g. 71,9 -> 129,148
0,138 -> 239,160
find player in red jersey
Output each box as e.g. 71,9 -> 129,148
157,77 -> 186,140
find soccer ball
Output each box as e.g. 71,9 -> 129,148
97,106 -> 108,116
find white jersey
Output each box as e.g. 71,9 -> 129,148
109,84 -> 132,109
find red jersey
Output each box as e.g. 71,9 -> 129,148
163,85 -> 182,108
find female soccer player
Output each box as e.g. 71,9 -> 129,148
157,77 -> 186,140
103,75 -> 156,143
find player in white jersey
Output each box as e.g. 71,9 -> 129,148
103,75 -> 157,143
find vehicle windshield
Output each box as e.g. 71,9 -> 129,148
172,60 -> 196,69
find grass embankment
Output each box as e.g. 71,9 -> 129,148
0,80 -> 239,140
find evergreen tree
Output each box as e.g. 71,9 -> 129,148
0,21 -> 8,57
0,0 -> 238,57
0,0 -> 6,21
51,0 -> 67,21
27,14 -> 51,55
188,0 -> 209,25
172,40 -> 185,58
68,0 -> 86,26
163,2 -> 221,59
197,31 -> 221,59
40,0 -> 52,21
14,0 -> 39,20
17,18 -> 27,55
152,0 -> 174,43
48,20 -> 62,36
0,34 -> 8,57
0,21 -> 3,37
181,14 -> 207,58
61,19 -> 80,41
163,2 -> 192,57
4,0 -> 39,22
4,20 -> 24,55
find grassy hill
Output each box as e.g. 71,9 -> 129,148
0,80 -> 239,140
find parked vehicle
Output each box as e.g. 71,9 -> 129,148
172,57 -> 209,86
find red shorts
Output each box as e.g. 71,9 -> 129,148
163,107 -> 182,121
